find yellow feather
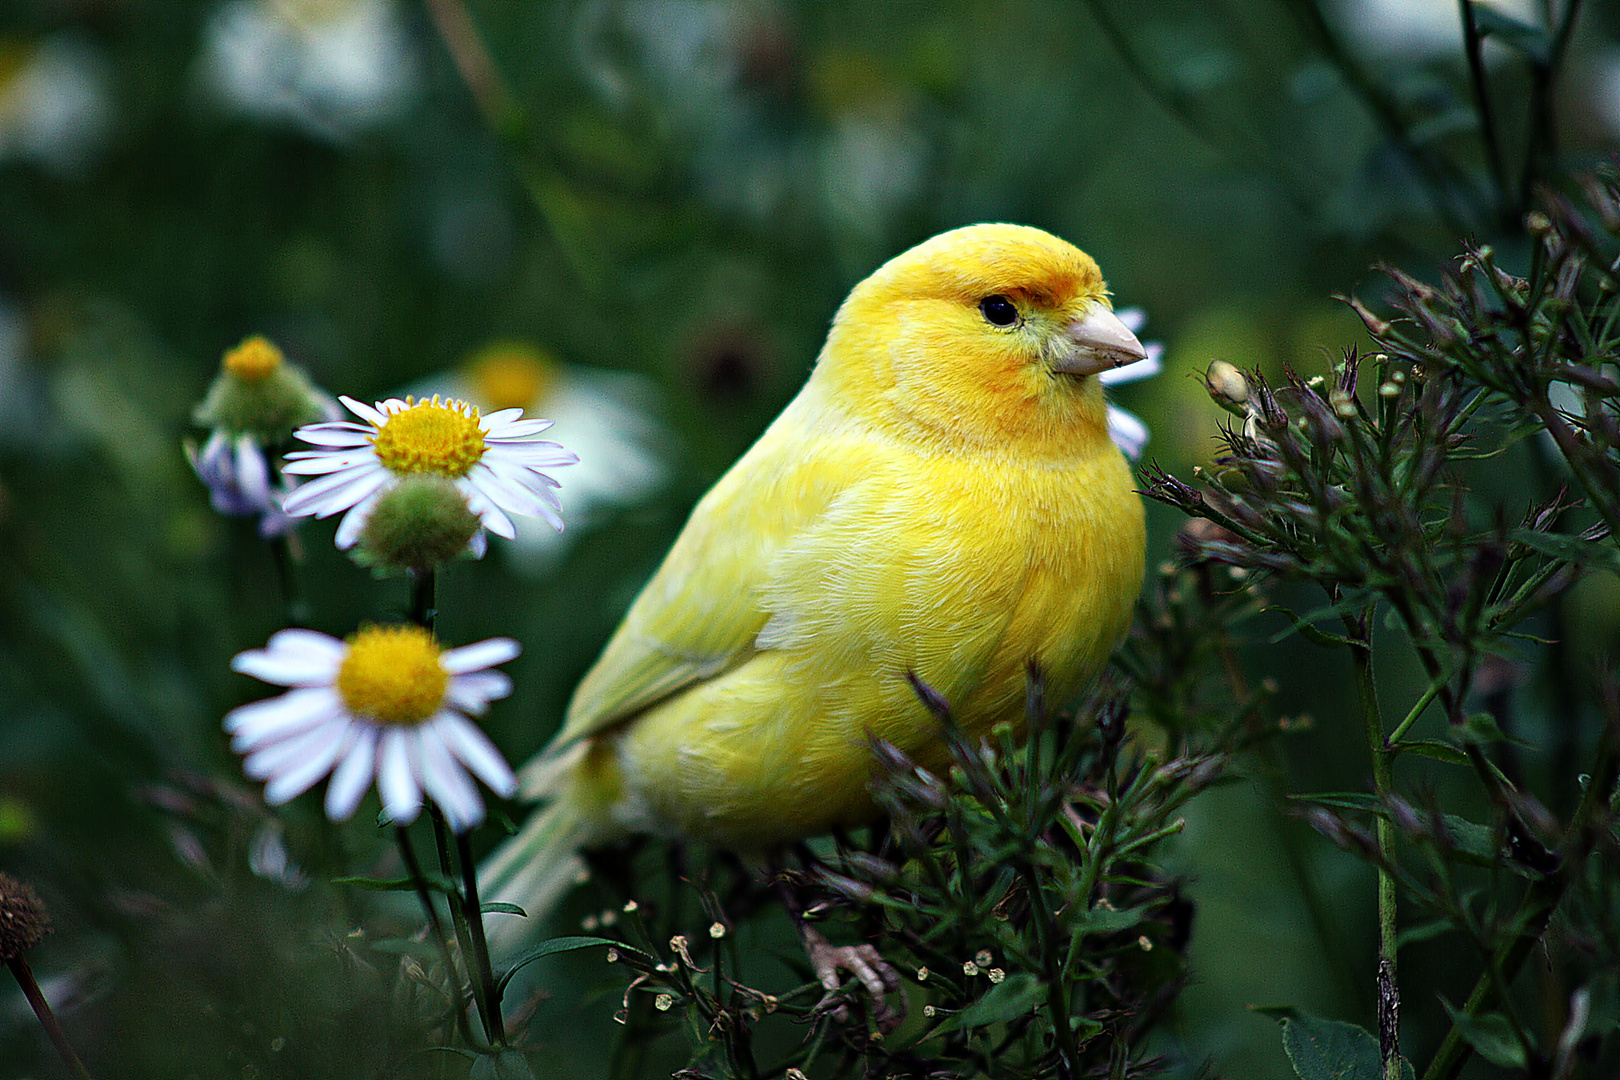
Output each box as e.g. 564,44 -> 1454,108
486,223 -> 1147,941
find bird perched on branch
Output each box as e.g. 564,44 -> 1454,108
482,223 -> 1148,1005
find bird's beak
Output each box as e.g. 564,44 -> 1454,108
1053,304 -> 1149,377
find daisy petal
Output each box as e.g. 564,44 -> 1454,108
438,713 -> 517,797
292,426 -> 375,447
228,689 -> 344,751
225,686 -> 337,742
417,720 -> 484,832
233,636 -> 344,686
340,395 -> 389,427
377,728 -> 423,824
445,670 -> 513,714
441,637 -> 520,674
244,715 -> 349,781
1106,405 -> 1149,460
324,725 -> 379,821
263,722 -> 355,805
480,407 -> 527,428
334,490 -> 383,550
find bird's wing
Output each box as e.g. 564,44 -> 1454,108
547,403 -> 873,749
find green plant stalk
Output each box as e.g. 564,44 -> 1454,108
395,825 -> 482,1049
1343,606 -> 1401,1080
5,955 -> 96,1080
456,830 -> 507,1046
1421,708 -> 1619,1080
431,809 -> 501,1046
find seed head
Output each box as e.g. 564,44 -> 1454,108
0,874 -> 50,961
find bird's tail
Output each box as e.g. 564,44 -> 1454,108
479,745 -> 616,958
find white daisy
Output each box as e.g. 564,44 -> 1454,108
406,341 -> 669,574
1099,307 -> 1164,461
281,394 -> 578,554
198,0 -> 419,142
225,625 -> 520,832
187,429 -> 295,538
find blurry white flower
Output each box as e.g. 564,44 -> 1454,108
407,342 -> 669,574
1099,307 -> 1164,461
0,34 -> 113,173
226,626 -> 519,831
187,430 -> 296,538
282,394 -> 577,554
1336,0 -> 1541,59
199,0 -> 419,140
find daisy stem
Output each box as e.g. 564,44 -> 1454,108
6,955 -> 96,1080
431,808 -> 502,1046
456,829 -> 507,1044
409,569 -> 437,633
269,532 -> 311,628
395,825 -> 481,1049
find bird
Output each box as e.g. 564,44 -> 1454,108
481,223 -> 1149,1000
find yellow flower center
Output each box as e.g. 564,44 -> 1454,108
466,342 -> 558,411
223,336 -> 285,382
335,625 -> 448,726
371,397 -> 486,479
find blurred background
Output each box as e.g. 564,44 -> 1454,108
2,0 -> 1619,1076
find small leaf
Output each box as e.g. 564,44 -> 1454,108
481,901 -> 527,917
1391,739 -> 1469,766
333,873 -> 457,895
1252,1006 -> 1415,1080
1396,919 -> 1454,951
469,1048 -> 538,1080
1439,996 -> 1530,1069
1069,903 -> 1150,936
1265,605 -> 1357,648
932,973 -> 1046,1033
497,936 -> 642,993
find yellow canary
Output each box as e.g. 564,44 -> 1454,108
483,223 -> 1148,945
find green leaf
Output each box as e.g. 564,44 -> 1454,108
933,973 -> 1046,1032
1265,605 -> 1357,648
1390,739 -> 1469,766
1068,903 -> 1150,936
1253,1006 -> 1415,1080
1438,996 -> 1530,1069
1470,5 -> 1552,62
497,936 -> 640,993
332,873 -> 457,895
1290,793 -> 1499,866
481,901 -> 527,917
469,1048 -> 538,1080
1396,918 -> 1454,951
1507,527 -> 1619,571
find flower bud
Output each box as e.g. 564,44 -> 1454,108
354,476 -> 482,573
1204,360 -> 1251,413
0,873 -> 50,961
193,336 -> 332,440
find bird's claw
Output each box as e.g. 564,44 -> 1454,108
803,926 -> 905,1032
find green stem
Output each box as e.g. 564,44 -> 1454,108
395,825 -> 482,1049
1342,605 -> 1401,1080
6,955 -> 95,1080
432,809 -> 500,1046
409,568 -> 437,633
269,532 -> 312,628
456,830 -> 507,1046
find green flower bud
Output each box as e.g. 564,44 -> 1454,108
354,476 -> 482,574
193,336 -> 331,440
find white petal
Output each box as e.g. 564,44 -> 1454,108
324,725 -> 379,820
416,721 -> 484,832
233,435 -> 271,506
1097,352 -> 1162,387
262,628 -> 347,665
292,425 -> 374,447
441,637 -> 520,674
445,670 -> 512,714
341,395 -> 389,426
243,715 -> 349,781
1106,405 -> 1150,460
467,462 -> 552,520
282,464 -> 388,516
460,484 -> 516,539
467,529 -> 488,559
485,417 -> 555,439
376,727 -> 423,824
333,490 -> 383,550
225,687 -> 339,745
233,633 -> 344,685
262,722 -> 355,805
437,713 -> 517,797
1115,306 -> 1147,334
479,407 -> 527,429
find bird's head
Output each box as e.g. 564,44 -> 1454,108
813,223 -> 1147,456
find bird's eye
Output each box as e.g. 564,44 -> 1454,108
979,295 -> 1019,327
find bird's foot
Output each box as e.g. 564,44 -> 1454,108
801,924 -> 904,1032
